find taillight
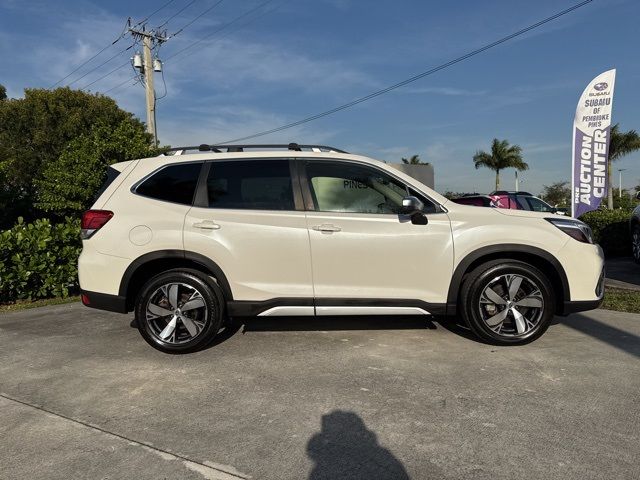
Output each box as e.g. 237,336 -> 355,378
81,210 -> 113,239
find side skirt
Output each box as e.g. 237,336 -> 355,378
227,298 -> 447,317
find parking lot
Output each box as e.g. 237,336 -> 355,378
1,303 -> 639,480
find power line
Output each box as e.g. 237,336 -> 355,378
92,0 -> 279,94
165,0 -> 277,61
132,0 -> 177,27
216,0 -> 595,144
78,60 -> 131,90
50,1 -> 175,88
50,42 -> 117,88
171,0 -> 225,36
102,75 -> 139,95
158,0 -> 198,28
66,44 -> 135,87
49,26 -> 128,88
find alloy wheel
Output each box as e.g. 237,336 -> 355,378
632,228 -> 640,262
145,282 -> 208,345
478,274 -> 544,337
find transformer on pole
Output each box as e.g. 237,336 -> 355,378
129,23 -> 167,146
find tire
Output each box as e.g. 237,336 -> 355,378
459,260 -> 555,345
135,269 -> 224,354
632,224 -> 640,264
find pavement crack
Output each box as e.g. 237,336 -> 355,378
0,392 -> 251,480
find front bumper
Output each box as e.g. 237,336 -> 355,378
558,258 -> 605,316
561,297 -> 604,316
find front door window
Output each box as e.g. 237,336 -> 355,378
305,161 -> 431,214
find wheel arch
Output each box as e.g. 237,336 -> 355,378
447,244 -> 570,315
119,250 -> 233,312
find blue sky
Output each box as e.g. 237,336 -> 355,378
1,0 -> 639,194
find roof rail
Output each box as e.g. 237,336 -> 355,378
165,143 -> 349,155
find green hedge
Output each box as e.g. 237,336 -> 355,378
580,208 -> 633,257
0,217 -> 81,302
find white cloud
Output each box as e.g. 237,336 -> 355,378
157,104 -> 339,147
163,36 -> 377,93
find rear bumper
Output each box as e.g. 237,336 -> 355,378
81,290 -> 127,314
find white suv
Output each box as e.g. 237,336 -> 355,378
78,144 -> 604,353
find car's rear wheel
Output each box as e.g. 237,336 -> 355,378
135,269 -> 224,354
632,225 -> 640,264
460,260 -> 555,345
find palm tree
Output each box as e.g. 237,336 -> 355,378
401,154 -> 424,165
606,124 -> 640,209
473,139 -> 528,191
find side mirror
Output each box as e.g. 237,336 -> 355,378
550,207 -> 558,213
400,196 -> 424,215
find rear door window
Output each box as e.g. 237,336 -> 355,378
135,162 -> 203,205
206,160 -> 295,210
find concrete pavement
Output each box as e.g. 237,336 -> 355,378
0,303 -> 639,479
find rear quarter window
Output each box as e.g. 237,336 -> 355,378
135,162 -> 203,205
93,166 -> 121,202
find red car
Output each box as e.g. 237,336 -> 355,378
452,191 -> 564,214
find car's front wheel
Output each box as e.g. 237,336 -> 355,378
135,269 -> 224,354
632,225 -> 640,264
460,260 -> 555,345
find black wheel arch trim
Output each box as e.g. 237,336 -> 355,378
118,250 -> 234,303
446,244 -> 571,315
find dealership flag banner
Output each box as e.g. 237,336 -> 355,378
571,69 -> 616,217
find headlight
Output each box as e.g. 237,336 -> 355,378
545,218 -> 594,244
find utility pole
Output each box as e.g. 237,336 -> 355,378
129,24 -> 166,146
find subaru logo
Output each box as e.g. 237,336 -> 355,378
594,82 -> 608,91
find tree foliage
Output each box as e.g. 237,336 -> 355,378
606,124 -> 640,209
610,188 -> 640,210
401,154 -> 427,165
473,139 -> 528,190
541,181 -> 570,207
0,87 -> 152,226
36,118 -> 158,217
0,84 -> 6,101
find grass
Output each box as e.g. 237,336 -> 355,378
0,295 -> 80,313
601,287 -> 640,314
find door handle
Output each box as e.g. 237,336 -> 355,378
193,221 -> 221,230
312,224 -> 341,233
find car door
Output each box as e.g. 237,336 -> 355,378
184,158 -> 314,304
300,159 -> 453,311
